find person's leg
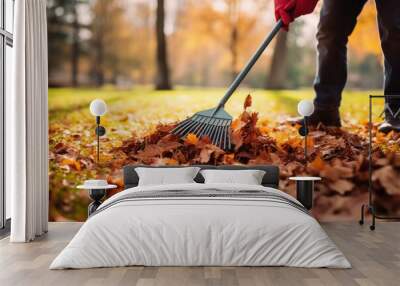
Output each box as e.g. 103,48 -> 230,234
375,0 -> 400,132
312,0 -> 367,126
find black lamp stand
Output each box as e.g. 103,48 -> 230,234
95,116 -> 106,163
88,189 -> 106,216
299,116 -> 309,167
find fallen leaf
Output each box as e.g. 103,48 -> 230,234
328,179 -> 354,195
244,94 -> 252,109
60,157 -> 81,171
185,133 -> 199,145
372,165 -> 400,195
309,155 -> 325,171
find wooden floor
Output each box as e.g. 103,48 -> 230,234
0,222 -> 399,286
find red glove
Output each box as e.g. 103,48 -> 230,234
274,0 -> 318,29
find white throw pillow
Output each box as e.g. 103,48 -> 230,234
135,167 -> 201,186
200,169 -> 266,185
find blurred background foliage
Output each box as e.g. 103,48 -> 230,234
47,0 -> 383,90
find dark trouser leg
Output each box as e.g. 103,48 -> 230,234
375,0 -> 400,116
314,0 -> 367,111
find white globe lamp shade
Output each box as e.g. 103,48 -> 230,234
90,99 -> 107,116
297,100 -> 314,117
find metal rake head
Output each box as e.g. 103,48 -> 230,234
172,108 -> 232,150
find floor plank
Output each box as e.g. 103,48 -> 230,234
0,222 -> 399,286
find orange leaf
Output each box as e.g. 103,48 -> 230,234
164,158 -> 179,165
60,157 -> 81,171
231,118 -> 245,131
328,179 -> 354,195
185,133 -> 199,145
259,126 -> 269,135
244,94 -> 252,109
74,161 -> 81,171
306,136 -> 314,149
309,155 -> 325,171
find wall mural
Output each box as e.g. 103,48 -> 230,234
47,0 -> 399,222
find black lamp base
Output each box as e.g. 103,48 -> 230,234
296,180 -> 314,210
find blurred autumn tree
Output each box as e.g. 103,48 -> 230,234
266,31 -> 288,89
155,0 -> 172,90
170,0 -> 269,87
349,2 -> 381,59
48,0 -> 155,87
91,0 -> 138,86
47,0 -> 90,87
348,1 -> 383,89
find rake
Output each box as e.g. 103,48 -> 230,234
172,20 -> 283,150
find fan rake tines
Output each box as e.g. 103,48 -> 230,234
172,114 -> 232,150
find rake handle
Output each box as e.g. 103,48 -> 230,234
216,19 -> 283,111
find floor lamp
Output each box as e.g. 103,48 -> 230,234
89,99 -> 107,163
297,100 -> 315,168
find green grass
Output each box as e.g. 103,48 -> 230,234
49,86 -> 379,131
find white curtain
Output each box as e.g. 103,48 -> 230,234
8,0 -> 49,242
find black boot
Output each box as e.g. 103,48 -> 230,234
378,111 -> 400,133
288,108 -> 341,127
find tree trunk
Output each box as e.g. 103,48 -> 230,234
71,4 -> 79,87
91,1 -> 107,87
230,24 -> 239,80
228,0 -> 239,81
266,31 -> 288,89
155,0 -> 172,90
94,34 -> 104,86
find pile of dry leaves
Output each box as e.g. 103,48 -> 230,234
107,95 -> 400,220
115,96 -> 277,166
